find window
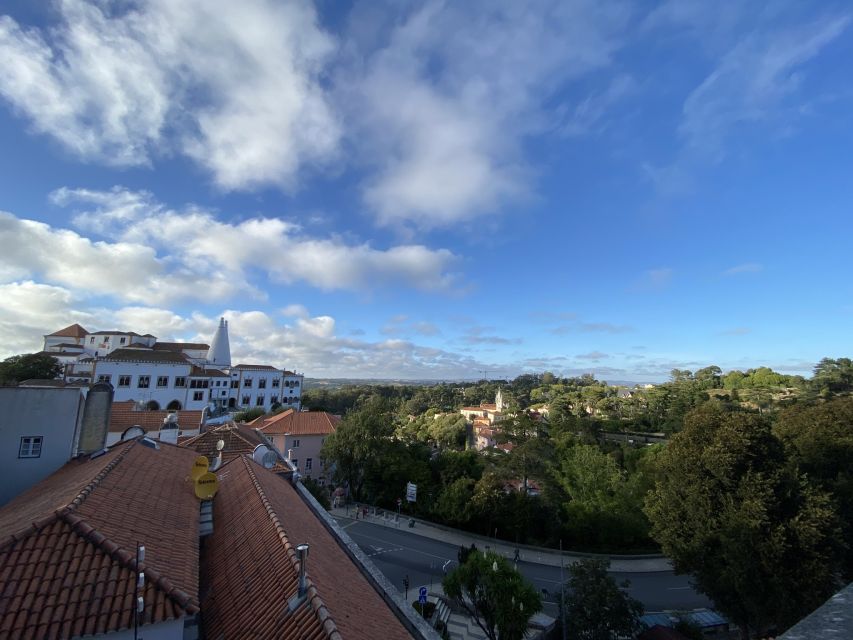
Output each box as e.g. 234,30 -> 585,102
231,380 -> 239,388
291,439 -> 300,448
294,380 -> 300,387
272,379 -> 280,388
103,336 -> 109,343
118,375 -> 131,387
305,458 -> 312,471
175,377 -> 186,388
120,337 -> 126,344
318,477 -> 325,486
97,374 -> 111,384
291,459 -> 298,468
157,376 -> 169,387
138,376 -> 150,388
193,391 -> 204,401
258,379 -> 266,389
90,337 -> 95,344
256,396 -> 265,406
19,436 -> 43,458
242,395 -> 250,405
243,378 -> 253,388
271,395 -> 278,405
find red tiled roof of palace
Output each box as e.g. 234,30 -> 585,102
46,323 -> 89,338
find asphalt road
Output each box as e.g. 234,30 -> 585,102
336,517 -> 712,617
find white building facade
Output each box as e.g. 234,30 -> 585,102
41,319 -> 303,413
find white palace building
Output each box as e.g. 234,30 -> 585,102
41,319 -> 303,413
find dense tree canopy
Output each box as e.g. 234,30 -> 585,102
645,405 -> 844,637
0,353 -> 62,385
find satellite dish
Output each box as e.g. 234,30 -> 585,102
216,439 -> 225,451
191,455 -> 209,480
194,471 -> 219,500
122,425 -> 146,441
262,450 -> 277,469
252,444 -> 271,466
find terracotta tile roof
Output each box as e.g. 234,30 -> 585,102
181,424 -> 265,463
202,457 -> 412,640
188,366 -> 229,377
254,409 -> 340,436
103,349 -> 190,364
253,462 -> 414,639
232,364 -> 281,371
0,440 -> 201,638
46,324 -> 89,338
153,341 -> 210,352
49,342 -> 85,349
109,401 -> 204,433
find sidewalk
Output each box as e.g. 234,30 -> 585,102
330,505 -> 672,573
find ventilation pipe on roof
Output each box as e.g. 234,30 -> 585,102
287,543 -> 310,612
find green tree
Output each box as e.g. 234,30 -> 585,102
0,353 -> 62,385
562,558 -> 642,640
321,396 -> 395,502
442,550 -> 541,640
774,397 -> 853,579
811,357 -> 853,397
644,405 -> 844,638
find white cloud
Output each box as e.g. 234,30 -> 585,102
44,186 -> 457,297
0,281 -> 97,355
0,0 -> 339,189
343,0 -> 629,228
680,15 -> 850,155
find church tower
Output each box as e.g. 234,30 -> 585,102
207,317 -> 232,367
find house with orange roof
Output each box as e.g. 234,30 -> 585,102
0,434 -> 434,639
0,439 -> 202,639
250,409 -> 340,484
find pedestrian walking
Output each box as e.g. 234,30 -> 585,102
514,548 -> 520,563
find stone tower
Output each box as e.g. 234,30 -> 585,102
207,317 -> 232,367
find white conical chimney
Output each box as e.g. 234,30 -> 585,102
207,317 -> 231,367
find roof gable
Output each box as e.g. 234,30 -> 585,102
255,410 -> 340,436
47,323 -> 89,338
0,441 -> 202,638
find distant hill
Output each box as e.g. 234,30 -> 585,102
303,377 -> 460,390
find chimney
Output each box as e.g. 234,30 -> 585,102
77,382 -> 114,455
206,317 -> 232,367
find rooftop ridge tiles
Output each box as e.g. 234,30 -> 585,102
240,456 -> 342,640
59,510 -> 199,615
0,442 -> 136,552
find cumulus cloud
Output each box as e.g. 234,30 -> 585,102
0,0 -> 339,189
22,186 -> 457,301
343,0 -> 629,228
0,281 -> 97,354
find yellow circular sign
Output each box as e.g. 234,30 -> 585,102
190,455 -> 209,480
194,472 -> 219,500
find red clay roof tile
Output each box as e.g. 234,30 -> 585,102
0,440 -> 202,638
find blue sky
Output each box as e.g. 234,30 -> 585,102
0,0 -> 851,381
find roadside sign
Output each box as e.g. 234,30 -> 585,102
418,586 -> 428,604
406,482 -> 417,502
